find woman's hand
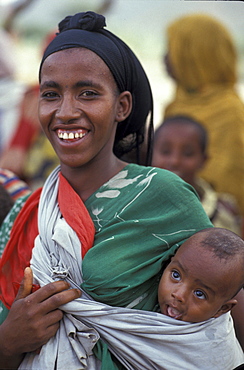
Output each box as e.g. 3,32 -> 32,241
0,267 -> 81,369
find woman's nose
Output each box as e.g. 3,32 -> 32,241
56,95 -> 81,122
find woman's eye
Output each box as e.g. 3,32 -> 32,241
171,270 -> 181,281
41,91 -> 58,98
81,90 -> 97,97
194,290 -> 206,300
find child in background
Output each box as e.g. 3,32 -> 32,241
152,115 -> 242,236
163,14 -> 244,218
158,227 -> 244,323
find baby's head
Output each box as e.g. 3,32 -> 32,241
152,116 -> 207,187
158,228 -> 244,322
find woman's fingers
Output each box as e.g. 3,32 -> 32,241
14,267 -> 33,300
24,280 -> 81,308
3,276 -> 81,356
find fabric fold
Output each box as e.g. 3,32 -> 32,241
19,167 -> 244,370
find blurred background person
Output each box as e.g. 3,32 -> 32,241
0,29 -> 26,158
152,116 -> 242,237
162,13 -> 244,224
0,32 -> 59,190
0,168 -> 31,202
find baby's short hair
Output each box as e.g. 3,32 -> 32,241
197,227 -> 244,294
199,227 -> 244,261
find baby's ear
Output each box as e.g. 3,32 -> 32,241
213,299 -> 237,318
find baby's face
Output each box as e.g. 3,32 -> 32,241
158,235 -> 237,323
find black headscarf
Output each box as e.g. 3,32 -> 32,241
40,11 -> 154,164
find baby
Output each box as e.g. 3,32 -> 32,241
158,227 -> 244,323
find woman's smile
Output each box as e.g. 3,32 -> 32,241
57,129 -> 88,141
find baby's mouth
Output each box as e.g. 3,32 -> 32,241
166,305 -> 182,320
57,129 -> 87,140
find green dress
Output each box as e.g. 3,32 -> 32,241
0,164 -> 213,368
81,164 -> 212,311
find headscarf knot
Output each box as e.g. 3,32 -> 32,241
59,11 -> 106,33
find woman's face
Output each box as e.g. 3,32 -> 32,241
39,48 -> 131,170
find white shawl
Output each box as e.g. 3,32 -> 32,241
19,167 -> 244,370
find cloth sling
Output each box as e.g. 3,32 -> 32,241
19,167 -> 244,370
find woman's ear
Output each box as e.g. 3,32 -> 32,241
116,91 -> 132,122
213,299 -> 237,318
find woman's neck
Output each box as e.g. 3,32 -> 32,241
60,157 -> 128,202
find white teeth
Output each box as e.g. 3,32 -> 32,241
58,131 -> 86,140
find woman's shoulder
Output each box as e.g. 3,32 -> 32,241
126,163 -> 178,178
126,163 -> 190,185
123,164 -> 197,198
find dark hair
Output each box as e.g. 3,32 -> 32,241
39,11 -> 154,165
155,115 -> 208,155
199,227 -> 244,261
197,227 -> 244,295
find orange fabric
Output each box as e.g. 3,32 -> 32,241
0,173 -> 95,309
58,173 -> 95,259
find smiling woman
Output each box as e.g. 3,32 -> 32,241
38,47 -> 130,182
0,10 -> 241,370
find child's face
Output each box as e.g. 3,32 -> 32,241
152,122 -> 205,186
158,235 -> 237,322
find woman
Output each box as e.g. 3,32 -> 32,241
0,11 -> 241,369
163,13 -> 244,218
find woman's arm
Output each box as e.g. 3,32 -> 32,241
231,289 -> 244,351
0,268 -> 81,369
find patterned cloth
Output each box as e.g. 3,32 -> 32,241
17,167 -> 244,370
0,164 -> 216,368
0,168 -> 31,201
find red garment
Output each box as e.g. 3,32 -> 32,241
9,85 -> 40,151
0,173 -> 95,309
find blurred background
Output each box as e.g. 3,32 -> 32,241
0,0 -> 243,127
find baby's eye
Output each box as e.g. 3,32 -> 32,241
171,270 -> 181,281
194,290 -> 206,300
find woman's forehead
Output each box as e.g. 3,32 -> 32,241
41,48 -> 113,79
